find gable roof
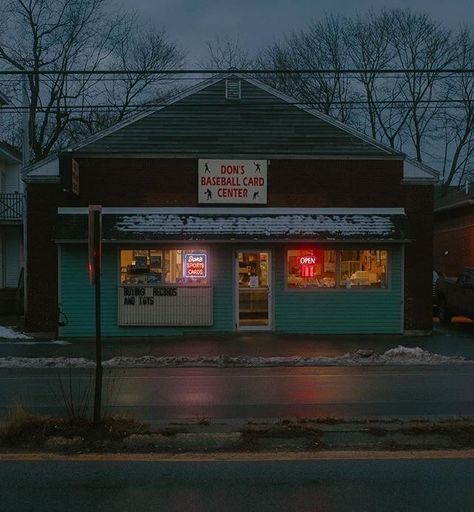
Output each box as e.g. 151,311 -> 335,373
68,75 -> 401,158
23,74 -> 436,183
24,73 -> 409,181
0,141 -> 21,164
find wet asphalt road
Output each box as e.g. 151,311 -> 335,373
1,320 -> 474,421
1,457 -> 473,512
1,365 -> 474,421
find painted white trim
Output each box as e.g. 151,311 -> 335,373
57,153 -> 404,161
57,207 -> 406,215
23,157 -> 59,179
403,158 -> 439,180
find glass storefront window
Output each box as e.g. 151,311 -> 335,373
340,250 -> 388,288
287,249 -> 337,289
287,248 -> 389,290
120,249 -> 208,285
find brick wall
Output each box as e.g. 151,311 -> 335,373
403,185 -> 434,331
26,157 -> 433,332
434,207 -> 474,276
62,157 -> 404,208
26,183 -> 64,331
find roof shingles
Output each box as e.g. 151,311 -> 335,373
74,79 -> 394,157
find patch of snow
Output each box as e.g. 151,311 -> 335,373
0,339 -> 71,345
113,213 -> 397,239
0,346 -> 470,368
0,326 -> 32,339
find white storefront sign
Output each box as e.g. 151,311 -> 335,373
118,285 -> 213,326
198,159 -> 267,204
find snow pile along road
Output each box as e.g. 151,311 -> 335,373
0,356 -> 94,368
0,346 -> 470,368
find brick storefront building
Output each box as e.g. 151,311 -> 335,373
23,75 -> 436,336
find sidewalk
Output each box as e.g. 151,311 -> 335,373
0,318 -> 474,361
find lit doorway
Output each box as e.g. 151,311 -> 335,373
235,250 -> 271,330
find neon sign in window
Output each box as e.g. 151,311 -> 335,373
298,255 -> 317,278
120,249 -> 208,285
287,249 -> 336,289
184,253 -> 207,278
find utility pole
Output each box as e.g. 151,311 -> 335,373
21,73 -> 30,166
21,73 -> 30,321
88,205 -> 102,423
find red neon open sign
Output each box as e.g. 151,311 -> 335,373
298,255 -> 316,266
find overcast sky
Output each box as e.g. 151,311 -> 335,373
122,0 -> 474,64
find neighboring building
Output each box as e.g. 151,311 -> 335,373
434,185 -> 474,277
22,75 -> 436,336
0,92 -> 24,314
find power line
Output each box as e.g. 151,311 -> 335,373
0,98 -> 471,110
1,68 -> 474,76
2,103 -> 465,115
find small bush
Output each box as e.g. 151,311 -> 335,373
0,404 -> 149,449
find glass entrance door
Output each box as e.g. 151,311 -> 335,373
236,251 -> 271,329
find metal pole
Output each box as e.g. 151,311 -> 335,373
21,74 -> 29,319
21,73 -> 30,166
93,211 -> 102,423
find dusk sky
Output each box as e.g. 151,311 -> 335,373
123,0 -> 474,64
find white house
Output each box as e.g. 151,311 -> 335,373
0,92 -> 24,314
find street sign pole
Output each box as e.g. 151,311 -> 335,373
88,205 -> 102,423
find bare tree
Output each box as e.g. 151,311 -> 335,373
346,11 -> 410,148
0,0 -> 116,161
259,15 -> 359,124
259,8 -> 469,183
0,0 -> 183,162
66,21 -> 184,142
202,36 -> 253,70
439,27 -> 474,192
103,22 -> 184,123
388,9 -> 455,162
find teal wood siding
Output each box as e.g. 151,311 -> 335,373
59,244 -> 234,337
273,246 -> 403,334
59,243 -> 403,337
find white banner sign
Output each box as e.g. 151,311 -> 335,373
118,285 -> 213,326
198,159 -> 267,204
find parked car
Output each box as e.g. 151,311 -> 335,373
435,268 -> 474,323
